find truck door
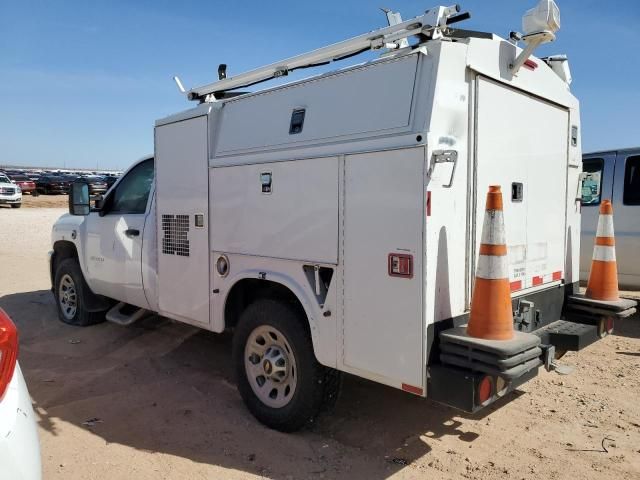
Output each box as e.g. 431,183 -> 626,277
85,158 -> 154,308
579,153 -> 615,281
612,152 -> 640,287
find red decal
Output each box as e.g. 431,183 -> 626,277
402,383 -> 423,396
532,276 -> 544,286
552,271 -> 562,281
388,254 -> 413,278
510,280 -> 522,291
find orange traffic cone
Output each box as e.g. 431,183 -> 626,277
467,186 -> 514,341
585,200 -> 619,301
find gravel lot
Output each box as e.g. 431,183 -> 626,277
0,207 -> 639,480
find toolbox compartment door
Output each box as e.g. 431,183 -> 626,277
474,77 -> 569,294
342,147 -> 425,389
155,116 -> 210,327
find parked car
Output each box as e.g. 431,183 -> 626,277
0,308 -> 42,480
0,174 -> 22,208
581,148 -> 640,289
75,175 -> 108,195
8,175 -> 37,196
36,176 -> 71,195
102,174 -> 120,189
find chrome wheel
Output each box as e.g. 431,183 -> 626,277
58,274 -> 77,320
245,325 -> 297,409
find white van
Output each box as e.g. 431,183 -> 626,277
581,149 -> 640,289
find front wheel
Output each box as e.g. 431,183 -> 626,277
233,299 -> 340,432
54,258 -> 106,326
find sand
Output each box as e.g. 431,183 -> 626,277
1,207 -> 639,480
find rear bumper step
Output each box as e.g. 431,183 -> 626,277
533,319 -> 599,352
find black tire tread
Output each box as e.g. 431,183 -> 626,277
233,299 -> 340,432
54,258 -> 106,326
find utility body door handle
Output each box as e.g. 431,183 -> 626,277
124,228 -> 140,237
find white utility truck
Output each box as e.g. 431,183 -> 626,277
50,1 -> 624,431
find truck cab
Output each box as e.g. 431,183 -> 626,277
51,156 -> 156,324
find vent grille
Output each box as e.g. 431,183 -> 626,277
161,214 -> 190,256
0,187 -> 16,194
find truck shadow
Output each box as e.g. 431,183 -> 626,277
3,289 -> 521,479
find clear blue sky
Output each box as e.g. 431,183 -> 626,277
0,0 -> 638,170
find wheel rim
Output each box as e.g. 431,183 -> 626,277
244,325 -> 297,409
58,274 -> 77,320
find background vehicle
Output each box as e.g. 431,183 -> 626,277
75,175 -> 108,195
0,174 -> 22,208
581,148 -> 640,288
0,309 -> 42,480
50,1 -> 629,432
102,173 -> 120,189
36,176 -> 70,195
8,175 -> 37,196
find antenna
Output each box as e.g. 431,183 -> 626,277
173,76 -> 186,94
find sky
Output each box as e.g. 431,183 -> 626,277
0,0 -> 638,170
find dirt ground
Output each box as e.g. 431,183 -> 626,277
12,194 -> 70,209
1,208 -> 639,480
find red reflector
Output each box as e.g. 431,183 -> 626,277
510,280 -> 522,292
552,271 -> 562,281
402,383 -> 423,396
388,253 -> 413,278
524,59 -> 538,70
532,276 -> 543,286
0,308 -> 18,401
477,376 -> 493,405
426,191 -> 431,217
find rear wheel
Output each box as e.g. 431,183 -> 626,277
54,258 -> 106,326
233,299 -> 340,432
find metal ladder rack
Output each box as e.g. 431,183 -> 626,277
184,5 -> 469,102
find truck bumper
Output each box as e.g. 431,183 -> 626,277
427,283 -> 637,413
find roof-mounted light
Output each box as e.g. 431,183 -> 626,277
522,0 -> 560,36
510,0 -> 561,75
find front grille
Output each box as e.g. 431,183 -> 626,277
0,187 -> 15,194
161,214 -> 190,257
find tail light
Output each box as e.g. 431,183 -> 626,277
0,308 -> 18,401
477,375 -> 494,405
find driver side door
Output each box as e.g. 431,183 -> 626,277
85,159 -> 154,308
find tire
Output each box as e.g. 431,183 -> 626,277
10,203 -> 21,208
31,190 -> 39,197
54,258 -> 106,326
233,299 -> 341,432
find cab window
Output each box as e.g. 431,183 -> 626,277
109,159 -> 154,214
623,156 -> 640,206
581,158 -> 604,206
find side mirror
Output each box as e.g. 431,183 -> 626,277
69,182 -> 90,216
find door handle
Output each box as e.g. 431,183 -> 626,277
124,228 -> 140,238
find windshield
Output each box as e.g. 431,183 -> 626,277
0,175 -> 11,184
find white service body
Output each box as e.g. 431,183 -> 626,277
51,31 -> 582,395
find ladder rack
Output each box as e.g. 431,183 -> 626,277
185,5 -> 470,101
